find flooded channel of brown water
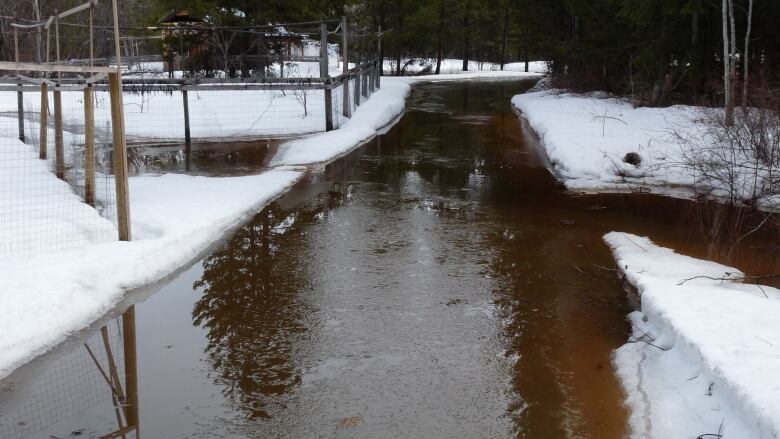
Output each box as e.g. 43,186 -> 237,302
2,80 -> 779,439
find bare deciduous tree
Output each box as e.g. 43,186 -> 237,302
742,0 -> 754,108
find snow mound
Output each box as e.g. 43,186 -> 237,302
270,78 -> 411,166
604,232 -> 780,439
512,91 -> 704,192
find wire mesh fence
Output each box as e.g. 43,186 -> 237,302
0,311 -> 136,439
0,80 -> 119,258
1,17 -> 382,259
118,86 -> 330,141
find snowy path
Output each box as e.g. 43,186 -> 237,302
605,232 -> 780,439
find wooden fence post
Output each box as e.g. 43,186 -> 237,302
109,71 -> 131,241
341,16 -> 351,118
362,70 -> 368,98
122,306 -> 139,430
320,23 -> 333,131
53,86 -> 64,179
39,83 -> 48,159
84,84 -> 95,206
182,89 -> 191,145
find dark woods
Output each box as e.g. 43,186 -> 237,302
2,0 -> 778,104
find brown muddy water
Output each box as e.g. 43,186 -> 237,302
1,80 -> 778,439
127,139 -> 279,176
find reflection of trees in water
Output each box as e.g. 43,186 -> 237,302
362,84 -> 536,197
191,186 -> 349,420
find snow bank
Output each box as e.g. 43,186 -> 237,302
512,91 -> 703,192
397,69 -> 543,83
384,58 -> 547,76
0,169 -> 303,380
604,232 -> 780,439
270,78 -> 411,166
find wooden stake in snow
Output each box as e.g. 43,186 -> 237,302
109,72 -> 131,242
84,84 -> 95,206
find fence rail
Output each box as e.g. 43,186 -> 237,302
0,59 -> 382,141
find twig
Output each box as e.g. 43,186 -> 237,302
593,264 -> 621,272
624,235 -> 649,252
727,212 -> 774,259
754,334 -> 775,347
677,273 -> 780,286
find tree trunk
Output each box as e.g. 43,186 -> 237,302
500,0 -> 509,70
396,11 -> 403,76
742,0 -> 754,107
722,0 -> 733,126
523,30 -> 529,72
436,0 -> 445,74
379,15 -> 386,72
462,0 -> 470,71
728,0 -> 736,119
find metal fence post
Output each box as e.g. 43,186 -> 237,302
369,64 -> 375,94
320,23 -> 333,131
53,86 -> 64,179
39,83 -> 48,159
354,71 -> 360,107
109,71 -> 131,241
182,89 -> 191,145
341,16 -> 351,118
17,86 -> 25,143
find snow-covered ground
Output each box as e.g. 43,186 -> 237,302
512,90 -> 703,193
384,58 -> 547,76
3,87 -> 331,141
605,232 -> 780,439
271,78 -> 410,166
